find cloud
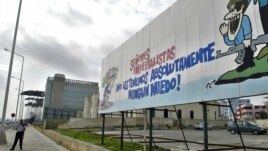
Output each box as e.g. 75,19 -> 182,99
48,4 -> 93,27
0,0 -> 179,119
0,74 -> 7,91
18,31 -> 100,81
0,28 -> 15,49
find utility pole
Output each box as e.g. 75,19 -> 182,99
0,0 -> 23,145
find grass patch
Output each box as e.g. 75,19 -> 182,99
32,123 -> 44,129
56,129 -> 170,151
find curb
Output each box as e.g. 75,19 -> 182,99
34,126 -> 109,151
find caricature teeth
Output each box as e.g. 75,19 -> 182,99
230,14 -> 240,34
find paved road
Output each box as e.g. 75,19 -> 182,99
0,125 -> 68,151
101,129 -> 268,151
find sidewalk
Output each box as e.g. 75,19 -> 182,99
0,126 -> 69,151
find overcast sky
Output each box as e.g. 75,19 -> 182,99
0,0 -> 267,120
0,0 -> 178,119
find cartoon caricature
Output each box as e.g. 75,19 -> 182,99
219,0 -> 254,72
100,67 -> 119,110
251,0 -> 268,59
214,0 -> 268,85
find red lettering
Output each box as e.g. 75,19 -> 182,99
129,46 -> 176,74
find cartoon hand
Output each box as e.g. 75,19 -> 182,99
244,39 -> 251,47
219,23 -> 228,35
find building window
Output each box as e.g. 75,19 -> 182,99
164,109 -> 168,118
151,108 -> 155,117
177,109 -> 182,119
190,110 -> 194,119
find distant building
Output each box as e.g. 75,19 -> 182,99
229,98 -> 251,113
235,104 -> 266,120
219,99 -> 251,120
108,101 -> 220,121
155,102 -> 220,120
263,96 -> 268,113
43,74 -> 98,120
218,100 -> 229,120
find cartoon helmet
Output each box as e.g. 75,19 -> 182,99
227,0 -> 250,12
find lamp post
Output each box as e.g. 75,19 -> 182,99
5,49 -> 25,121
12,76 -> 24,121
19,82 -> 24,120
0,0 -> 23,145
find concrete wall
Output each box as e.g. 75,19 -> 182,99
90,95 -> 99,118
44,119 -> 69,129
256,119 -> 268,128
155,102 -> 220,120
58,117 -> 228,129
180,119 -> 228,128
83,95 -> 99,118
58,117 -> 175,129
34,126 -> 108,151
83,97 -> 91,118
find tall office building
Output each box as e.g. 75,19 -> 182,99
43,74 -> 98,119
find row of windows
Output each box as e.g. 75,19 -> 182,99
65,86 -> 97,93
43,107 -> 82,119
153,109 -> 195,119
45,78 -> 98,111
64,91 -> 92,97
48,77 -> 97,85
65,79 -> 97,85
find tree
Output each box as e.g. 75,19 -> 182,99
260,111 -> 268,119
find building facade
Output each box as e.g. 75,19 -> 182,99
235,104 -> 266,120
219,99 -> 251,120
105,101 -> 220,121
43,74 -> 98,120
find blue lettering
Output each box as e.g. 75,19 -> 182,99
150,78 -> 176,96
150,63 -> 175,82
174,42 -> 215,72
128,85 -> 149,99
115,83 -> 122,92
123,80 -> 128,90
128,72 -> 148,88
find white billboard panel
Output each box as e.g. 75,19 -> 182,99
99,0 -> 268,113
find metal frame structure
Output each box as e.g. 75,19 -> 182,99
100,100 -> 268,151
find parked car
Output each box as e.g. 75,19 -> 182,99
194,122 -> 213,130
227,121 -> 266,135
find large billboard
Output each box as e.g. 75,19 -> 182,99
99,0 -> 268,113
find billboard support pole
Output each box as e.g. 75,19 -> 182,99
120,111 -> 124,150
173,106 -> 189,151
124,117 -> 133,142
228,99 -> 246,151
149,108 -> 153,151
143,109 -> 147,151
202,102 -> 208,151
101,114 -> 105,145
144,109 -> 156,147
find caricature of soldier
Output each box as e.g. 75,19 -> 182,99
102,81 -> 111,107
219,0 -> 254,72
251,0 -> 268,58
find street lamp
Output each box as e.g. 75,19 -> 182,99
12,76 -> 24,121
5,49 -> 25,121
0,0 -> 23,145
